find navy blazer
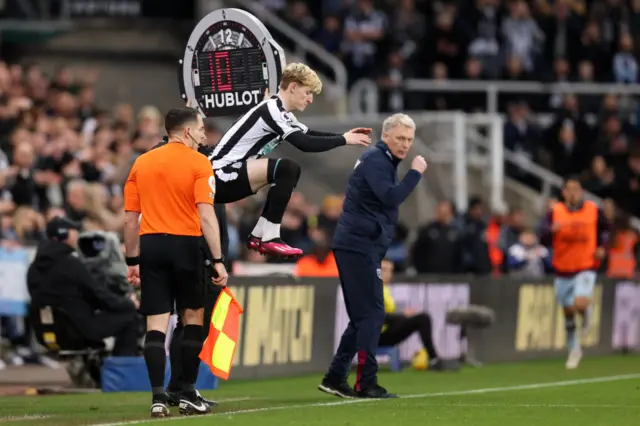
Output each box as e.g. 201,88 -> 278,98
332,141 -> 422,259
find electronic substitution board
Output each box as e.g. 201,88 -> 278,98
178,8 -> 286,117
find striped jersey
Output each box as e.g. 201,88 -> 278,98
209,95 -> 308,169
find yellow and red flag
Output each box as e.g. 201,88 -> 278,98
199,287 -> 243,380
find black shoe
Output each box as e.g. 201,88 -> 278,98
195,390 -> 218,408
167,389 -> 217,408
151,394 -> 171,418
178,393 -> 212,416
318,377 -> 358,399
356,384 -> 399,399
166,390 -> 180,407
427,358 -> 450,372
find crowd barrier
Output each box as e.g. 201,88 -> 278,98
3,250 -> 640,379
223,276 -> 640,378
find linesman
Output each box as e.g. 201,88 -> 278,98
123,107 -> 228,418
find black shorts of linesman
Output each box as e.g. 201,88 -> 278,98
123,107 -> 228,418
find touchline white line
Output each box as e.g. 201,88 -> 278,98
94,373 -> 640,426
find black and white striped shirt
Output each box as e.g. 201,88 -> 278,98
209,95 -> 309,169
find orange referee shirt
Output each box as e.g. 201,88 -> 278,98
124,142 -> 215,236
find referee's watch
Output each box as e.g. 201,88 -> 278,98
211,257 -> 224,264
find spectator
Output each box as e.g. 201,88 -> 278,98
342,0 -> 387,86
464,0 -> 503,79
294,227 -> 338,277
572,20 -> 610,81
377,49 -> 412,112
549,120 -> 592,178
499,207 -> 526,255
284,1 -> 318,39
582,155 -> 616,199
507,228 -> 551,277
504,100 -> 543,188
461,58 -> 487,112
411,199 -> 460,271
426,8 -> 467,78
460,197 -> 492,275
612,32 -> 638,84
316,15 -> 343,57
541,0 -> 583,65
390,0 -> 426,60
606,212 -> 640,278
501,0 -> 544,73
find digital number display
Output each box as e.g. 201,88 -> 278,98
195,48 -> 265,94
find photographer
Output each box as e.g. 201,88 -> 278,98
27,216 -> 139,356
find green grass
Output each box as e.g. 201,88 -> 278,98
1,355 -> 639,426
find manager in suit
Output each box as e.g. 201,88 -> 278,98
318,113 -> 427,399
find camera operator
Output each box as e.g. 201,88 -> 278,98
27,216 -> 139,356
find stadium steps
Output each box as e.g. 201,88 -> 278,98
16,23 -> 187,114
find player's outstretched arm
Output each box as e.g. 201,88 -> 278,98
307,127 -> 372,137
284,129 -> 371,152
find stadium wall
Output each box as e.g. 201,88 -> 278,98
2,250 -> 640,379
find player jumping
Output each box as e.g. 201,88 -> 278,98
208,63 -> 371,259
540,178 -> 608,369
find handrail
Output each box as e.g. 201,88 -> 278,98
351,78 -> 640,114
468,121 -> 640,230
227,0 -> 347,98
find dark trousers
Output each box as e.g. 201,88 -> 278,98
167,203 -> 228,391
327,249 -> 384,391
379,313 -> 439,360
87,311 -> 139,356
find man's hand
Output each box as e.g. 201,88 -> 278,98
404,307 -> 416,317
127,265 -> 140,287
350,127 -> 372,134
263,88 -> 271,100
212,263 -> 228,287
343,130 -> 371,147
595,247 -> 606,260
411,155 -> 428,173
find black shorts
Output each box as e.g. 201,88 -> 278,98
139,234 -> 204,316
213,162 -> 255,204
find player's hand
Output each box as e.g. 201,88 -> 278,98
411,155 -> 428,173
263,88 -> 271,100
595,247 -> 606,259
350,127 -> 372,135
212,263 -> 228,287
551,221 -> 567,232
127,265 -> 140,287
343,131 -> 371,147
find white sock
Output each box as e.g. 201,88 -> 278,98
251,217 -> 267,238
261,220 -> 281,242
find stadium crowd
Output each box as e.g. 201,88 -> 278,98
2,0 -> 640,367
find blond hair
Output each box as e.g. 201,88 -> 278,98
280,63 -> 322,94
382,113 -> 416,134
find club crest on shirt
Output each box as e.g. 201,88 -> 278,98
376,268 -> 382,280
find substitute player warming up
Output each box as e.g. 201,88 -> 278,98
208,63 -> 371,259
540,178 -> 608,369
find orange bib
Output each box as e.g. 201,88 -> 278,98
552,201 -> 598,274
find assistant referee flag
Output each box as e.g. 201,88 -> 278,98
199,287 -> 243,380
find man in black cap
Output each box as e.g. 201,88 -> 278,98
27,216 -> 139,356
